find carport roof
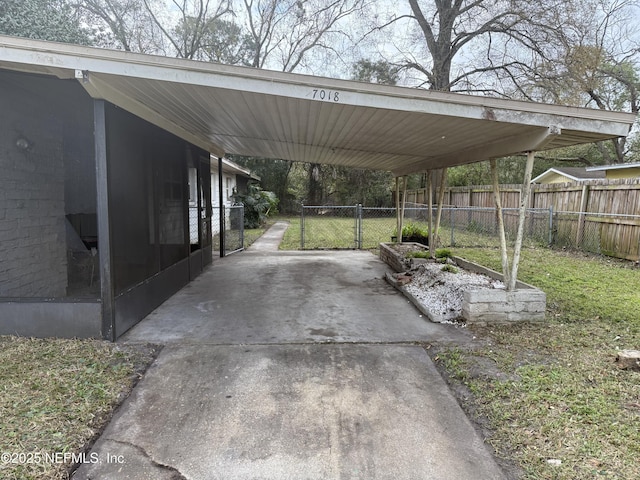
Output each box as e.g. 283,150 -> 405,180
0,35 -> 636,176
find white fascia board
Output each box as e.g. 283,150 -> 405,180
0,36 -> 635,138
586,161 -> 640,171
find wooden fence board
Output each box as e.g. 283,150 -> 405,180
405,178 -> 640,261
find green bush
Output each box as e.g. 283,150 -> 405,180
233,183 -> 279,228
435,248 -> 452,259
394,223 -> 431,244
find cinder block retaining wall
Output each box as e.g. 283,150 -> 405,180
462,288 -> 546,324
452,256 -> 546,324
379,242 -> 409,272
380,243 -> 546,324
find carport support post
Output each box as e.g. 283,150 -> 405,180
94,99 -> 116,341
395,176 -> 408,242
509,151 -> 536,290
218,156 -> 225,257
427,171 -> 433,256
433,168 -> 448,251
490,158 -> 511,287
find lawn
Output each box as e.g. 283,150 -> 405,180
279,215 -> 403,250
438,246 -> 640,480
277,214 -> 544,251
0,339 -> 156,480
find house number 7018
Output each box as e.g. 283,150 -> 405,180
311,89 -> 340,102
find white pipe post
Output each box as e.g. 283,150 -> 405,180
490,159 -> 511,288
509,151 -> 536,290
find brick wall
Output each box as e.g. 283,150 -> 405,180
0,75 -> 67,297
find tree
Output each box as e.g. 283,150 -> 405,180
519,0 -> 640,163
143,0 -> 232,59
181,17 -> 255,64
75,0 -> 161,52
229,156 -> 299,212
391,0 -> 533,92
351,59 -> 400,85
0,0 -> 92,44
241,0 -> 369,72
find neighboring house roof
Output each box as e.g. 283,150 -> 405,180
531,167 -> 605,184
586,162 -> 640,172
0,35 -> 635,176
214,157 -> 261,181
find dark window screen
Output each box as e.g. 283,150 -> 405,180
106,105 -> 190,295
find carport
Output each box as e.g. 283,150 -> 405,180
0,35 -> 635,340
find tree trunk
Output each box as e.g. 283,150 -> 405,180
490,159 -> 511,287
509,151 -> 535,291
433,168 -> 448,250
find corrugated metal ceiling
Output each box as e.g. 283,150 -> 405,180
0,36 -> 635,176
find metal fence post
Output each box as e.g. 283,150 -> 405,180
221,206 -> 226,257
357,204 -> 363,249
300,203 -> 305,250
353,203 -> 358,250
450,207 -> 455,246
240,204 -> 245,250
548,206 -> 553,246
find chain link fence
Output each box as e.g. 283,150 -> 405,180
550,211 -> 640,259
298,203 -> 640,260
212,204 -> 245,255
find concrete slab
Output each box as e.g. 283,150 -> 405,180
74,224 -> 507,479
73,344 -> 506,480
121,249 -> 471,345
245,221 -> 289,251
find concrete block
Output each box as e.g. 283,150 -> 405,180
526,301 -> 547,313
464,289 -> 506,303
462,302 -> 490,314
464,311 -> 509,324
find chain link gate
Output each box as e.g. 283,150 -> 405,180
300,205 -> 359,249
300,205 -> 404,250
213,204 -> 245,256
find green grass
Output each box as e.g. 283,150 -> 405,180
277,214 -> 546,252
0,338 -> 156,480
244,225 -> 269,247
435,247 -> 640,480
279,215 -> 398,250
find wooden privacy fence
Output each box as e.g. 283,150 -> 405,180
404,178 -> 640,261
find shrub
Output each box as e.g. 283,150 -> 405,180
435,248 -> 452,259
233,183 -> 279,228
394,223 -> 431,244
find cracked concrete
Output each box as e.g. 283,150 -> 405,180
72,223 -> 507,480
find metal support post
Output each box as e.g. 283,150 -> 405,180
218,156 -> 225,257
300,204 -> 305,250
94,100 -> 116,341
548,206 -> 554,246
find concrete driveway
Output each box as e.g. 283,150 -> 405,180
73,223 -> 507,480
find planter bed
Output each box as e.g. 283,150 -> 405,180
380,243 -> 546,325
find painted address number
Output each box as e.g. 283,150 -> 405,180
311,89 -> 341,102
